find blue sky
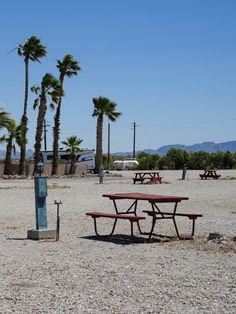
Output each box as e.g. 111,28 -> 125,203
0,0 -> 235,153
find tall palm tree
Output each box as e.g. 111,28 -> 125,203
17,35 -> 47,175
51,54 -> 81,176
0,121 -> 22,175
92,96 -> 121,172
0,107 -> 12,130
31,73 -> 62,173
61,136 -> 83,174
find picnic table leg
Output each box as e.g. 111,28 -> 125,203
130,221 -> 134,237
172,217 -> 181,239
189,217 -> 197,236
113,199 -> 145,235
93,217 -> 118,237
147,216 -> 157,242
173,216 -> 197,238
172,202 -> 181,239
133,200 -> 145,234
136,220 -> 143,234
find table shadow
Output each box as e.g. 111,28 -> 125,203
81,234 -> 148,245
6,237 -> 28,241
80,234 -> 173,245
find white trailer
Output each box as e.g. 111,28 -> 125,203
113,159 -> 139,170
40,150 -> 95,171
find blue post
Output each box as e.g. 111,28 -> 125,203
28,162 -> 57,240
34,176 -> 48,230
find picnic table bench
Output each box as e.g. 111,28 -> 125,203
143,211 -> 202,240
199,170 -> 221,180
133,171 -> 162,184
86,212 -> 146,238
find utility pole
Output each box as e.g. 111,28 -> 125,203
133,121 -> 136,158
43,119 -> 50,151
107,121 -> 110,170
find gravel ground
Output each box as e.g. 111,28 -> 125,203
0,170 -> 235,314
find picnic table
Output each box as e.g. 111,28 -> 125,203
86,193 -> 202,241
199,170 -> 221,180
133,171 -> 162,184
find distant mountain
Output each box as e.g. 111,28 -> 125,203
115,141 -> 236,156
154,141 -> 236,155
1,141 -> 236,159
0,149 -> 34,159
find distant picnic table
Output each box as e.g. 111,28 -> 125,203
199,170 -> 221,180
133,171 -> 162,184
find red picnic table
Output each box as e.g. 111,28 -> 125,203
86,193 -> 202,241
133,171 -> 163,184
199,170 -> 221,180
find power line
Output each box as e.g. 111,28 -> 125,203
140,118 -> 236,127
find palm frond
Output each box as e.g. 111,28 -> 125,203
33,99 -> 39,110
49,103 -> 55,111
31,85 -> 40,94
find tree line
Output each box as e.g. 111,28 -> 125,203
135,148 -> 236,170
102,148 -> 236,170
0,35 -> 121,175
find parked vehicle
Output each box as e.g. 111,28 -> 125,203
40,149 -> 95,171
113,159 -> 139,170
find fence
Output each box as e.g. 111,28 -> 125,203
0,163 -> 88,177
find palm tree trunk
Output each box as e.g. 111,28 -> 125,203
95,114 -> 103,172
69,154 -> 76,174
34,96 -> 46,173
52,100 -> 61,175
19,58 -> 29,175
52,76 -> 64,176
4,138 -> 13,175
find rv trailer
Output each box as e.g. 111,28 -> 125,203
113,159 -> 139,170
40,150 -> 95,171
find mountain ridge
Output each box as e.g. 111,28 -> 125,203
1,141 -> 236,159
115,140 -> 236,156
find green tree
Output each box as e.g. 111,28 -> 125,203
223,151 -> 234,169
166,148 -> 188,169
92,96 -> 121,172
32,73 -> 62,173
17,35 -> 47,175
0,121 -> 22,175
209,152 -> 223,169
136,152 -> 150,170
61,136 -> 83,174
136,152 -> 161,170
52,54 -> 81,176
188,151 -> 210,169
0,108 -> 12,130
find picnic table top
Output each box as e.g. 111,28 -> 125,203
203,169 -> 218,172
134,171 -> 160,174
103,192 -> 188,202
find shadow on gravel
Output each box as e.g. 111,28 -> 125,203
81,234 -> 149,245
80,234 -> 176,245
6,237 -> 28,241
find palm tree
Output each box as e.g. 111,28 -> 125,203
0,107 -> 12,130
0,121 -> 22,175
61,136 -> 83,174
31,73 -> 62,173
17,35 -> 47,175
92,96 -> 121,172
51,54 -> 81,176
